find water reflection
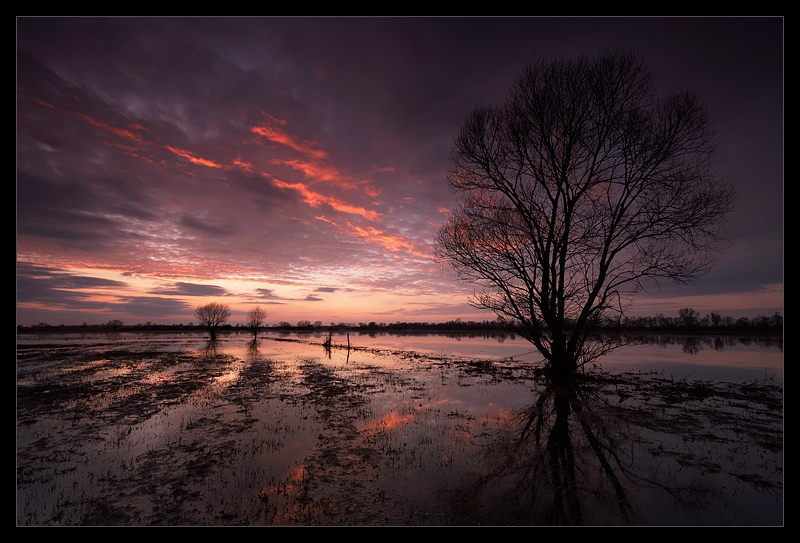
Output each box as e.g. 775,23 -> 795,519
522,379 -> 633,525
451,377 -> 633,525
16,331 -> 782,526
452,371 -> 782,525
682,336 -> 703,355
617,333 -> 784,353
202,339 -> 218,357
246,338 -> 260,357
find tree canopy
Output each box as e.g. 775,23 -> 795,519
246,306 -> 267,338
434,51 -> 737,376
195,302 -> 231,340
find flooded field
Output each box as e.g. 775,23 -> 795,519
16,331 -> 783,526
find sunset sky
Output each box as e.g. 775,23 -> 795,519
16,17 -> 783,327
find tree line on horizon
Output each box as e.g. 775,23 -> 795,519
18,307 -> 783,334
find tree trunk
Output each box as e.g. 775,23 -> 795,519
549,331 -> 577,376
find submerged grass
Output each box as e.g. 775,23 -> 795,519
16,334 -> 783,526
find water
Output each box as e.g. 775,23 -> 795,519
16,331 -> 783,526
276,330 -> 783,384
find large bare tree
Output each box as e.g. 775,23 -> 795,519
434,51 -> 736,376
195,302 -> 231,341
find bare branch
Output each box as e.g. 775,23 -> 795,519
195,302 -> 231,341
434,51 -> 736,376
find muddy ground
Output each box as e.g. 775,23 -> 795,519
16,334 -> 783,526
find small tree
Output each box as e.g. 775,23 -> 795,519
195,302 -> 231,341
434,51 -> 736,377
246,306 -> 267,338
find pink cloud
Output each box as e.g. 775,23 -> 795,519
250,113 -> 328,160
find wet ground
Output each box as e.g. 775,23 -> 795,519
16,333 -> 783,526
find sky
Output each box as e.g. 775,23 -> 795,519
16,17 -> 784,327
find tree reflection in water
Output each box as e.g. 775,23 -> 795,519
530,379 -> 635,525
450,371 -> 782,526
246,338 -> 259,358
202,339 -> 218,357
448,377 -> 631,525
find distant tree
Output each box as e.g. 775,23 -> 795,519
246,306 -> 267,338
678,308 -> 700,329
737,317 -> 751,328
195,302 -> 231,341
434,51 -> 736,377
105,319 -> 124,331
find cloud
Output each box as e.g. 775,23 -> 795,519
165,145 -> 225,169
16,261 -> 196,324
248,288 -> 292,304
16,18 -> 783,326
271,180 -> 382,222
16,262 -> 129,304
148,282 -> 231,297
250,113 -> 328,160
178,214 -> 236,236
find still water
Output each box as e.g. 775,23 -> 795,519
16,331 -> 783,526
316,330 -> 784,384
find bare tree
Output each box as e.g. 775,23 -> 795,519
105,319 -> 124,331
434,51 -> 736,377
246,306 -> 267,338
678,307 -> 700,329
195,302 -> 231,341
